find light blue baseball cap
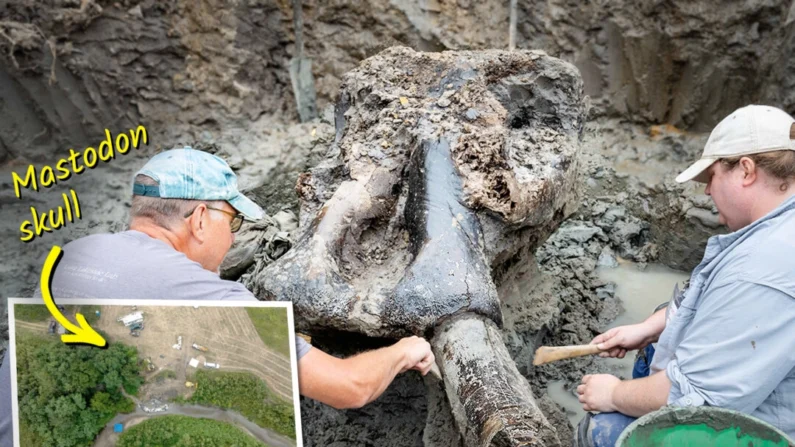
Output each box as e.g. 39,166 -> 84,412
132,147 -> 264,220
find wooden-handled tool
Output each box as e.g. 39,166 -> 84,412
533,344 -> 604,366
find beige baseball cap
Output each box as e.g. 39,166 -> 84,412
676,105 -> 795,183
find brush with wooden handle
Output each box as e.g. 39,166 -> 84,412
533,344 -> 605,366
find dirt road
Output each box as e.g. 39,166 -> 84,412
93,403 -> 297,447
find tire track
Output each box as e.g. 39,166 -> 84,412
224,308 -> 292,365
204,339 -> 293,389
210,334 -> 291,369
219,365 -> 293,400
203,350 -> 293,397
215,349 -> 293,387
210,307 -> 235,337
212,307 -> 239,337
229,308 -> 254,339
208,344 -> 292,384
215,307 -> 236,336
212,333 -> 291,369
226,307 -> 249,337
14,320 -> 49,332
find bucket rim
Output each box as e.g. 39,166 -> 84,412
615,406 -> 795,447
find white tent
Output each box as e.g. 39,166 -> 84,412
117,312 -> 144,327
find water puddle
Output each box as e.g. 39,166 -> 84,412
599,260 -> 690,332
546,379 -> 583,429
546,259 -> 689,428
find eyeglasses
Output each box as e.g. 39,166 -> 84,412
184,205 -> 244,233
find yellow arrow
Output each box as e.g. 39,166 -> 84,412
40,246 -> 107,347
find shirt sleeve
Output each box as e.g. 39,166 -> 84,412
221,282 -> 259,301
666,280 -> 795,412
295,335 -> 312,360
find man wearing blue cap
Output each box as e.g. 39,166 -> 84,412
0,147 -> 435,446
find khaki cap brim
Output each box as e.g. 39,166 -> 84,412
675,158 -> 717,183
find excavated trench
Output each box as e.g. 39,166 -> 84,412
1,1 -> 794,446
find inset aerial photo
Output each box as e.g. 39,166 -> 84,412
10,302 -> 299,447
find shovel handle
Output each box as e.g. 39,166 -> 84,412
292,0 -> 304,58
533,344 -> 603,366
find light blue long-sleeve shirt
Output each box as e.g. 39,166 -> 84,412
651,194 -> 795,437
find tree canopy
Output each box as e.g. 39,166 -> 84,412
16,333 -> 141,447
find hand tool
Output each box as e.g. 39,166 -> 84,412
533,344 -> 604,366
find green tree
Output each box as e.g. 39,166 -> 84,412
15,333 -> 142,447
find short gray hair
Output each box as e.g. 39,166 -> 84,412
129,175 -> 225,230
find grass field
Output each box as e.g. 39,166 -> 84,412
81,305 -> 102,325
13,304 -> 50,322
245,307 -> 290,357
117,415 -> 265,447
13,304 -> 102,325
189,369 -> 295,438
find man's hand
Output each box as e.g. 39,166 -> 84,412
592,323 -> 654,359
298,335 -> 435,409
577,374 -> 621,412
395,336 -> 435,375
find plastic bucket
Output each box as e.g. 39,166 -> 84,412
616,406 -> 794,447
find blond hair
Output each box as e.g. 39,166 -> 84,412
720,147 -> 795,192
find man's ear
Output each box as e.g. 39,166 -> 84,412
188,204 -> 207,243
739,156 -> 757,186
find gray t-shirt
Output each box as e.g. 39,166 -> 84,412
0,230 -> 310,446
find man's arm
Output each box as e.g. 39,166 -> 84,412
643,307 -> 667,342
612,371 -> 671,416
577,370 -> 671,417
592,307 -> 667,358
581,280 -> 795,417
297,336 -> 434,409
